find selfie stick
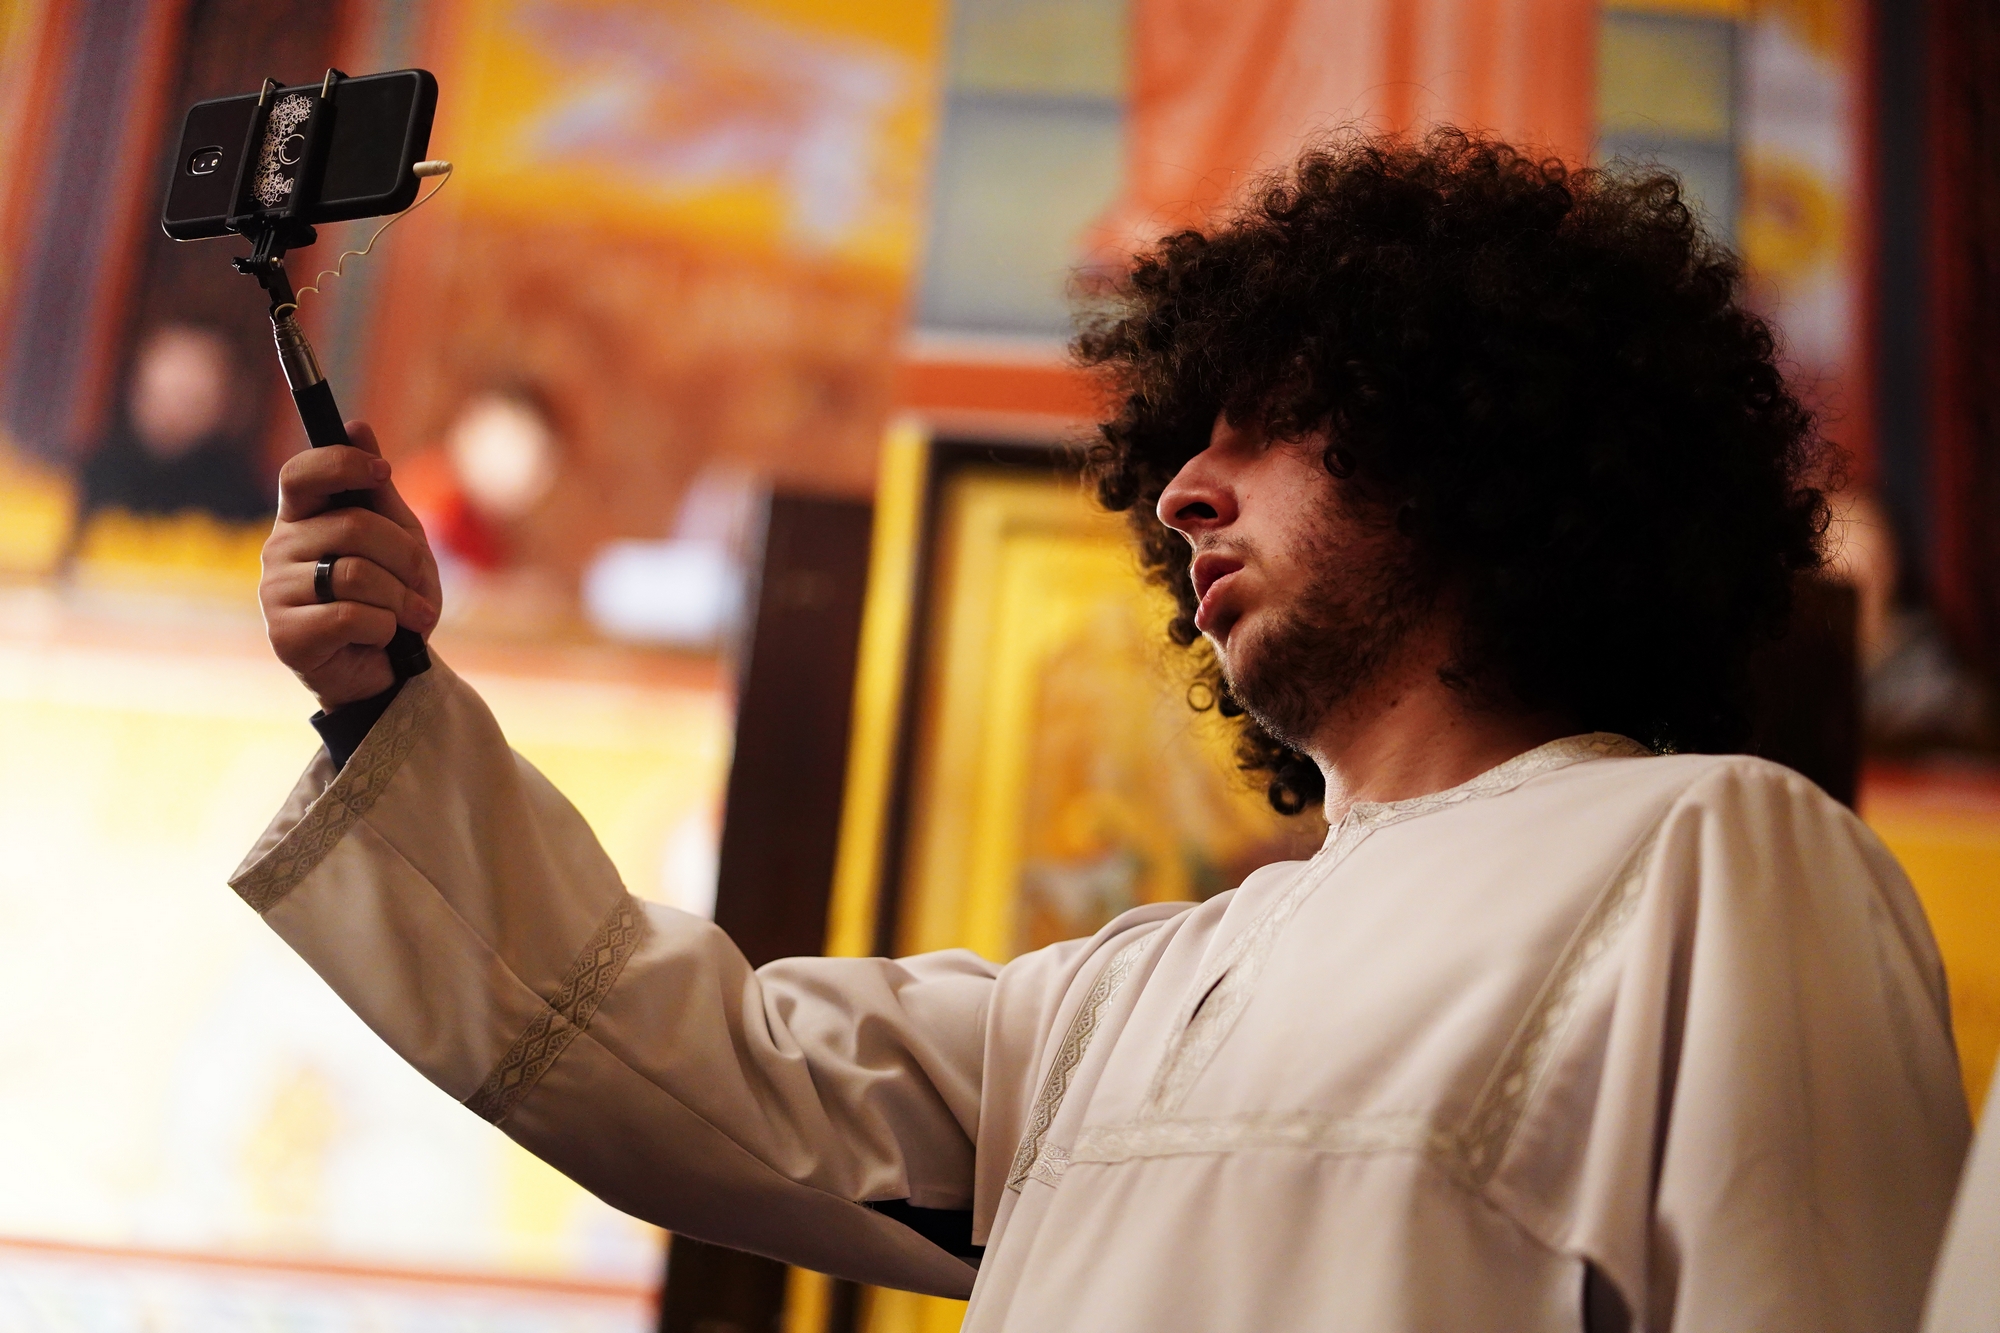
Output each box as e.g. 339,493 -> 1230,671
227,71 -> 430,680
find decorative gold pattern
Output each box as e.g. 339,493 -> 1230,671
1145,733 -> 1652,1117
230,672 -> 442,915
465,898 -> 647,1124
1007,933 -> 1153,1191
254,94 -> 313,207
1025,1142 -> 1071,1188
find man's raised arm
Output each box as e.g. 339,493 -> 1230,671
239,423 -> 987,1296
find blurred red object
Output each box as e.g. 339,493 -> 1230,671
397,449 -> 507,571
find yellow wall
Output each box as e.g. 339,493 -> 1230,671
1867,782 -> 2000,1118
0,606 -> 726,1278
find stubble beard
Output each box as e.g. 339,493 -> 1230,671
1217,517 -> 1433,754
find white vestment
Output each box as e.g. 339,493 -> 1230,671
1925,1064 -> 2000,1332
233,662 -> 1970,1332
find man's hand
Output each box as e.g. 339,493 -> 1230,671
261,421 -> 441,711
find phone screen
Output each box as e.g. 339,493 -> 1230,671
161,69 -> 437,241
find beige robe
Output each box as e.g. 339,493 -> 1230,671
232,662 -> 1970,1331
1925,1064 -> 2000,1332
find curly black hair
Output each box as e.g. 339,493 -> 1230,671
1077,128 -> 1830,815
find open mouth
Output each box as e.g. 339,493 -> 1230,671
1191,551 -> 1244,632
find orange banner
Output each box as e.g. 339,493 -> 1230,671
1103,0 -> 1595,247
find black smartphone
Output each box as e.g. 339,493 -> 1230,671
161,68 -> 437,240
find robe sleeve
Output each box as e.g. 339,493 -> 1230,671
1547,758 -> 1971,1333
229,661 -> 989,1297
1923,1061 -> 2000,1333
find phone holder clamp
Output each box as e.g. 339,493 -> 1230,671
224,68 -> 430,680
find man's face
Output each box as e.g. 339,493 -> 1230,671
1156,414 -> 1430,753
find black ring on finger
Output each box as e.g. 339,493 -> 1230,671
314,555 -> 339,605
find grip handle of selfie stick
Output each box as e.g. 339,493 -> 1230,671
294,378 -> 348,448
276,318 -> 432,680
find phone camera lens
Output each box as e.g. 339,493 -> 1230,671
277,133 -> 306,166
188,146 -> 224,176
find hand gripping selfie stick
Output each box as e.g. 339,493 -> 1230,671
227,71 -> 433,680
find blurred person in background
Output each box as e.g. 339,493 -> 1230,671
401,386 -> 765,646
1826,489 -> 1996,753
233,132 -> 1967,1332
399,389 -> 562,576
79,324 -> 270,524
391,386 -> 580,636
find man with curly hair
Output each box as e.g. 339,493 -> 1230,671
239,131 -> 1967,1332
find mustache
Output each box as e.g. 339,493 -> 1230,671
1185,535 -> 1255,569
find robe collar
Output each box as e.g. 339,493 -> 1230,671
1332,732 -> 1653,843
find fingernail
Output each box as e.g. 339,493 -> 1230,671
371,459 -> 392,481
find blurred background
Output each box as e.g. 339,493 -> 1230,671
0,0 -> 1996,1330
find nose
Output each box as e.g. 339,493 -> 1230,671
1157,423 -> 1242,541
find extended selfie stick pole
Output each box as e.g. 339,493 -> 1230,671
229,72 -> 430,680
